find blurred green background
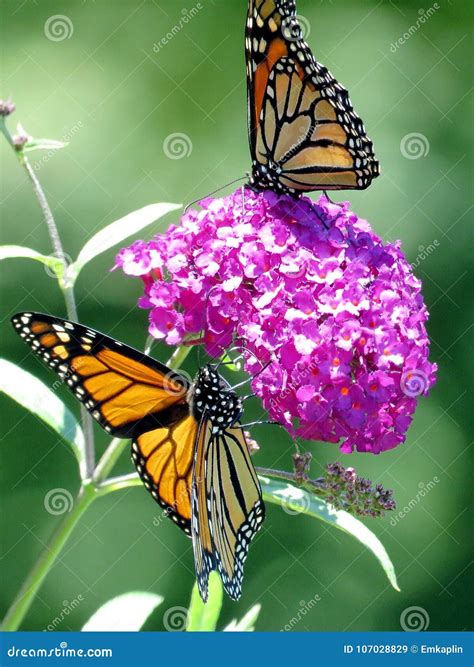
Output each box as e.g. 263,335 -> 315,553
1,0 -> 472,632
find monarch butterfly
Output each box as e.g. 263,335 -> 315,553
11,312 -> 264,602
246,0 -> 380,195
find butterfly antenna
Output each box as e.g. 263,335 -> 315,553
229,359 -> 272,391
184,177 -> 247,213
232,336 -> 273,373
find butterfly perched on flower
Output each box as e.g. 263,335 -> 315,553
11,312 -> 264,602
246,0 -> 379,195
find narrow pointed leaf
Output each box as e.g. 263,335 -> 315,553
24,138 -> 68,153
260,476 -> 399,591
82,592 -> 163,631
72,203 -> 181,280
0,359 -> 86,479
0,245 -> 57,268
224,604 -> 261,631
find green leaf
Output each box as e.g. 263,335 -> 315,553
0,245 -> 58,269
82,592 -> 163,631
186,572 -> 223,631
260,476 -> 400,592
71,202 -> 181,281
224,604 -> 261,631
0,359 -> 86,479
23,138 -> 68,153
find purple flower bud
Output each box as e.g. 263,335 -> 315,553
12,133 -> 28,151
315,461 -> 396,517
0,99 -> 15,117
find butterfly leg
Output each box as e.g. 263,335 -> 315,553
229,377 -> 254,390
323,190 -> 345,208
239,419 -> 283,428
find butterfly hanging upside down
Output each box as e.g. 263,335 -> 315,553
11,312 -> 264,602
246,0 -> 380,195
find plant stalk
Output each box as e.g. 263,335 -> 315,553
1,121 -> 96,478
21,156 -> 96,478
1,485 -> 96,631
1,116 -> 195,631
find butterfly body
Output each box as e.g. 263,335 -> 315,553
189,365 -> 243,433
246,0 -> 379,195
11,312 -> 264,601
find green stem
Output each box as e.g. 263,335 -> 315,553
186,572 -> 223,631
92,437 -> 125,485
144,335 -> 155,355
255,466 -> 298,484
95,466 -> 325,498
97,472 -> 141,495
1,119 -> 95,478
167,344 -> 193,370
256,466 -> 326,494
22,160 -> 70,296
22,156 -> 96,478
1,484 -> 96,631
2,340 -> 190,630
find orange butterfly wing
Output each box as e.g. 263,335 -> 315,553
11,312 -> 189,438
12,312 -> 196,534
246,0 -> 379,193
132,413 -> 198,535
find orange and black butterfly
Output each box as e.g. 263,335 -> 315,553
11,312 -> 264,601
246,0 -> 379,194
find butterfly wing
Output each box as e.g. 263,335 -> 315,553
132,413 -> 198,535
192,419 -> 264,601
191,417 -> 217,598
11,312 -> 196,535
11,312 -> 189,438
246,0 -> 379,193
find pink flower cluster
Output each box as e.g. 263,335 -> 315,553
115,188 -> 437,454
